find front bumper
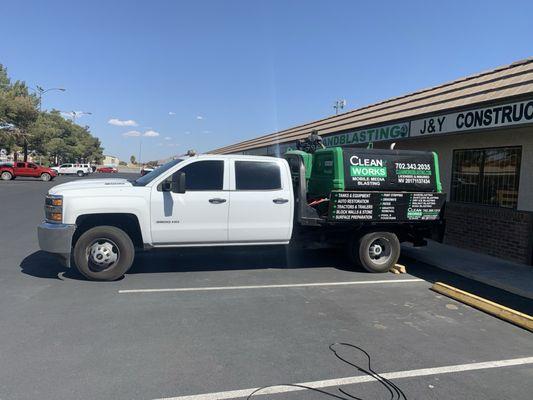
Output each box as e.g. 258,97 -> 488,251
37,222 -> 76,254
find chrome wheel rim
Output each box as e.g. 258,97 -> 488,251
41,173 -> 50,181
1,172 -> 11,180
86,238 -> 120,272
367,238 -> 392,265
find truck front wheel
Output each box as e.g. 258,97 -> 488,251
350,231 -> 400,273
73,225 -> 135,281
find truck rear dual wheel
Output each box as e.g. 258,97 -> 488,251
73,225 -> 135,281
77,170 -> 85,177
350,231 -> 400,273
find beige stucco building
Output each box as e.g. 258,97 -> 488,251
102,155 -> 120,166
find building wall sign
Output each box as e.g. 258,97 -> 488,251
411,99 -> 533,137
322,122 -> 410,147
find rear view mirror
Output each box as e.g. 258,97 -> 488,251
172,171 -> 186,193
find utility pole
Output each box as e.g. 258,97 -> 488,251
333,99 -> 346,115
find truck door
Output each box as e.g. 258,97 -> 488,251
228,159 -> 293,242
15,162 -> 35,176
59,164 -> 71,174
150,159 -> 230,244
27,163 -> 39,177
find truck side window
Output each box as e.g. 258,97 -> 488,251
17,162 -> 25,168
235,161 -> 281,190
180,160 -> 223,191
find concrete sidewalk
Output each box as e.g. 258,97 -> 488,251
402,240 -> 533,300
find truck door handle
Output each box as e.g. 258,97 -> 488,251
273,198 -> 289,204
209,198 -> 227,204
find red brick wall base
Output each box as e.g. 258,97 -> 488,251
444,202 -> 533,265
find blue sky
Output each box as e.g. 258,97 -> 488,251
1,0 -> 532,162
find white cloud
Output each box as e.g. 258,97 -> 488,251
203,130 -> 211,134
196,115 -> 203,120
122,130 -> 141,137
143,130 -> 160,137
184,131 -> 191,135
108,118 -> 138,127
164,136 -> 172,140
168,112 -> 176,116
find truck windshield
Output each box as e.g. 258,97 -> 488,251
131,158 -> 184,186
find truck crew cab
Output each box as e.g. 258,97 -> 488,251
38,139 -> 445,281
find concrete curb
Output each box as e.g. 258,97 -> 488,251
402,245 -> 533,300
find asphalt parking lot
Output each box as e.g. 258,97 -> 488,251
0,174 -> 532,400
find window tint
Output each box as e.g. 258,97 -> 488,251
180,160 -> 224,191
16,162 -> 25,168
28,163 -> 37,168
451,147 -> 521,208
235,161 -> 281,190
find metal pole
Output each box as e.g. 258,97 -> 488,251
138,136 -> 142,166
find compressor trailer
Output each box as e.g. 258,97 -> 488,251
37,136 -> 446,280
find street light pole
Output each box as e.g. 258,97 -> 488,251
64,111 -> 92,123
34,86 -> 66,111
138,136 -> 143,166
333,99 -> 346,115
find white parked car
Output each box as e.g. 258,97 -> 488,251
52,163 -> 89,177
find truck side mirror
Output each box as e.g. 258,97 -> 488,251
172,171 -> 186,194
161,181 -> 172,192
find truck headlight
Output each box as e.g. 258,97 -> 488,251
45,195 -> 63,223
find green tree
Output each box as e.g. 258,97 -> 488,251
130,155 -> 136,164
0,64 -> 103,164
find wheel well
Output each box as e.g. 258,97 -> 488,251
74,213 -> 144,248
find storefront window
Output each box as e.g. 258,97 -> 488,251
451,147 -> 521,208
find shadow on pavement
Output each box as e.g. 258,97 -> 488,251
401,256 -> 533,316
20,251 -> 82,280
128,246 -> 358,274
20,246 -> 362,281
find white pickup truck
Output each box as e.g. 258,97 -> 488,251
51,163 -> 91,177
38,153 -> 444,281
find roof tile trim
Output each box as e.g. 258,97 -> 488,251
211,58 -> 533,154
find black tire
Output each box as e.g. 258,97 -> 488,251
1,171 -> 12,181
349,231 -> 400,273
73,225 -> 135,281
77,170 -> 85,177
40,172 -> 51,182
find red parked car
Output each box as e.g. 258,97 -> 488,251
0,162 -> 58,181
96,166 -> 118,173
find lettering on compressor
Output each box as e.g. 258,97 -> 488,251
349,155 -> 387,179
412,99 -> 533,137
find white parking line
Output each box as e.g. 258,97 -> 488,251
154,356 -> 533,400
118,278 -> 425,294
